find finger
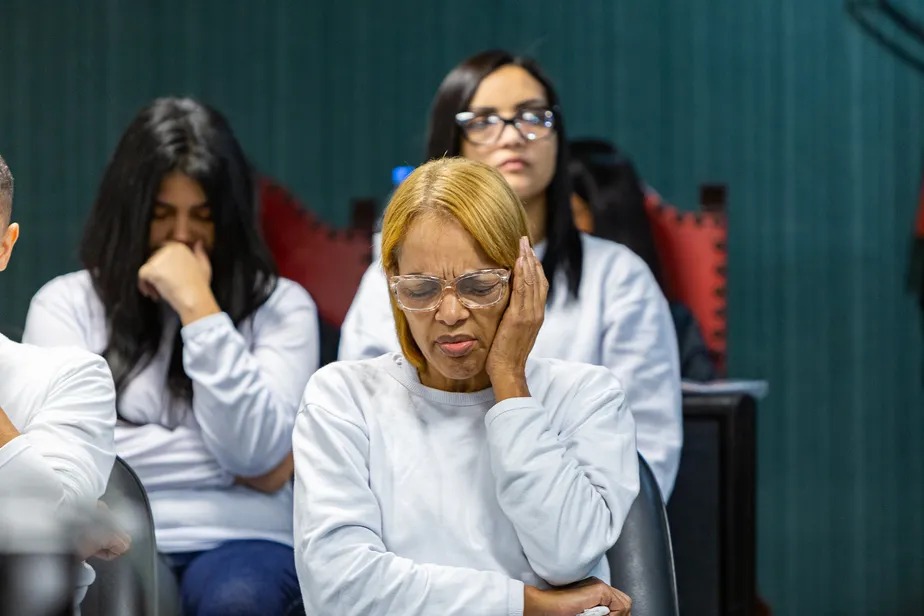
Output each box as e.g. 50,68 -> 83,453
604,583 -> 628,598
138,277 -> 151,298
146,284 -> 160,302
608,590 -> 632,613
512,255 -> 528,309
113,531 -> 132,553
196,240 -> 213,283
521,244 -> 541,317
194,240 -> 210,267
529,244 -> 543,309
111,543 -> 130,558
101,544 -> 127,560
138,278 -> 160,301
521,239 -> 536,286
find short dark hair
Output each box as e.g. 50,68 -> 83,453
425,49 -> 582,300
569,138 -> 663,287
0,153 -> 13,225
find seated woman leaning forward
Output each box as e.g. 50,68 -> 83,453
293,157 -> 638,616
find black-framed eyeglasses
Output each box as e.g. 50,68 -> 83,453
455,107 -> 557,145
389,269 -> 511,312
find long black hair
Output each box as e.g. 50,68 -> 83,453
80,97 -> 277,406
425,49 -> 582,299
569,138 -> 664,288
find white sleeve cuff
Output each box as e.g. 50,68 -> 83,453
506,577 -> 525,616
485,397 -> 543,430
0,436 -> 30,469
180,311 -> 234,341
0,437 -> 64,503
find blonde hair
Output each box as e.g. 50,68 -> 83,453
381,157 -> 530,370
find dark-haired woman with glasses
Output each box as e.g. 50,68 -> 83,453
23,97 -> 318,616
340,50 -> 683,499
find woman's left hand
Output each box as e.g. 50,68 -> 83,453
78,502 -> 132,561
138,241 -> 220,325
485,236 -> 548,399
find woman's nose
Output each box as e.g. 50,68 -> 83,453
434,290 -> 470,325
170,216 -> 191,243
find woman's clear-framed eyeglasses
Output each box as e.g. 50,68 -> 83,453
454,107 -> 556,145
389,268 -> 511,312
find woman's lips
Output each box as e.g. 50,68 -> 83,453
498,158 -> 528,171
437,340 -> 476,357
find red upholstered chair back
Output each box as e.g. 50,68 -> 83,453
644,191 -> 728,373
259,178 -> 373,364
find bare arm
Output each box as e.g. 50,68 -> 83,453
0,406 -> 20,447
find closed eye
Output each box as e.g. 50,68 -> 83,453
151,206 -> 173,221
463,283 -> 499,296
191,206 -> 213,222
399,280 -> 441,298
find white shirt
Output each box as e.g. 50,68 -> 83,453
294,353 -> 639,616
23,271 -> 320,553
339,232 -> 682,496
0,333 -> 116,607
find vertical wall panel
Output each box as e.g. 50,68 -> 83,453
1,0 -> 922,612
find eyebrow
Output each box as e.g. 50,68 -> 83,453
468,98 -> 549,114
153,201 -> 210,210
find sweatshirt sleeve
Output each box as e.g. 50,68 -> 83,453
181,281 -> 319,476
22,276 -> 96,349
338,262 -> 401,361
0,352 -> 116,510
600,250 -> 682,499
484,368 -> 639,586
293,374 -> 524,616
114,423 -> 233,491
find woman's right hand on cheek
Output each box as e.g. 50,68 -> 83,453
485,236 -> 549,399
524,578 -> 632,616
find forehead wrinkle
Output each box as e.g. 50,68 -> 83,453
397,216 -> 497,278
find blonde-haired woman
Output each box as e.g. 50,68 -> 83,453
293,157 -> 637,616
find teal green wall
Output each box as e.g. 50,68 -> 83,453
2,1 -> 922,612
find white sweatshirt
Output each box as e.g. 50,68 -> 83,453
23,271 -> 319,553
293,353 -> 640,616
339,232 -> 682,496
0,333 -> 116,606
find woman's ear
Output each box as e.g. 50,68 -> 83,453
0,222 -> 20,272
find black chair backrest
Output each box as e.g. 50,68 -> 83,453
0,325 -> 22,343
607,453 -> 679,616
81,457 -> 158,616
667,394 -> 756,615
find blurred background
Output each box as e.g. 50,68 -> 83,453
1,1 -> 922,612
